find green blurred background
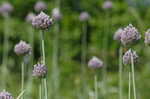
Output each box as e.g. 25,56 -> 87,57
0,0 -> 150,99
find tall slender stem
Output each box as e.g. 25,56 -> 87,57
44,78 -> 48,99
21,61 -> 25,99
41,31 -> 45,64
131,51 -> 137,99
81,22 -> 88,98
119,47 -> 123,99
81,22 -> 87,73
128,71 -> 131,99
94,75 -> 98,99
40,31 -> 48,99
1,16 -> 10,88
51,22 -> 60,99
39,79 -> 42,99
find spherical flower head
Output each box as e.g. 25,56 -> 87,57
52,8 -> 62,21
0,91 -> 13,99
144,29 -> 150,45
14,40 -> 31,56
79,12 -> 90,22
32,63 -> 47,78
34,1 -> 47,12
88,56 -> 103,69
26,12 -> 35,23
0,2 -> 13,16
32,12 -> 53,30
113,28 -> 123,41
102,1 -> 113,10
120,24 -> 141,46
123,49 -> 138,65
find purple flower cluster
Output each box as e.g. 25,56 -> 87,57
113,28 -> 123,41
52,8 -> 62,21
123,49 -> 138,65
114,24 -> 141,46
0,2 -> 13,16
102,1 -> 113,10
32,12 -> 53,30
26,12 -> 35,23
144,29 -> 150,45
34,1 -> 47,12
79,12 -> 90,22
14,40 -> 31,55
0,91 -> 13,99
120,24 -> 141,46
32,63 -> 47,78
88,56 -> 103,69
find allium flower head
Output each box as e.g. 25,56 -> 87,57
123,49 -> 138,65
120,24 -> 141,46
0,91 -> 13,99
32,12 -> 53,30
26,12 -> 35,23
34,1 -> 47,12
114,28 -> 123,41
32,63 -> 47,78
0,2 -> 13,16
79,12 -> 90,22
144,29 -> 150,45
52,8 -> 62,21
14,40 -> 31,55
102,1 -> 113,10
88,56 -> 103,69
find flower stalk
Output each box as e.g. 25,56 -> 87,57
119,47 -> 123,99
21,60 -> 25,99
40,30 -> 48,99
94,75 -> 98,99
131,51 -> 137,99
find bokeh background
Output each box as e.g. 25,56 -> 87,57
0,0 -> 150,99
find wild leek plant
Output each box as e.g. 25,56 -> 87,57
114,28 -> 124,99
32,11 -> 53,99
51,7 -> 62,99
0,2 -> 13,89
123,49 -> 139,99
79,11 -> 90,99
116,24 -> 141,99
32,63 -> 47,99
14,40 -> 32,99
88,56 -> 103,99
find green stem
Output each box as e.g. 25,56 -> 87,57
44,78 -> 48,99
81,22 -> 88,98
1,16 -> 10,88
40,31 -> 48,99
94,75 -> 98,99
51,22 -> 60,99
128,71 -> 131,99
21,61 -> 25,99
81,22 -> 87,72
131,51 -> 137,99
119,47 -> 123,99
39,79 -> 42,99
40,31 -> 45,64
